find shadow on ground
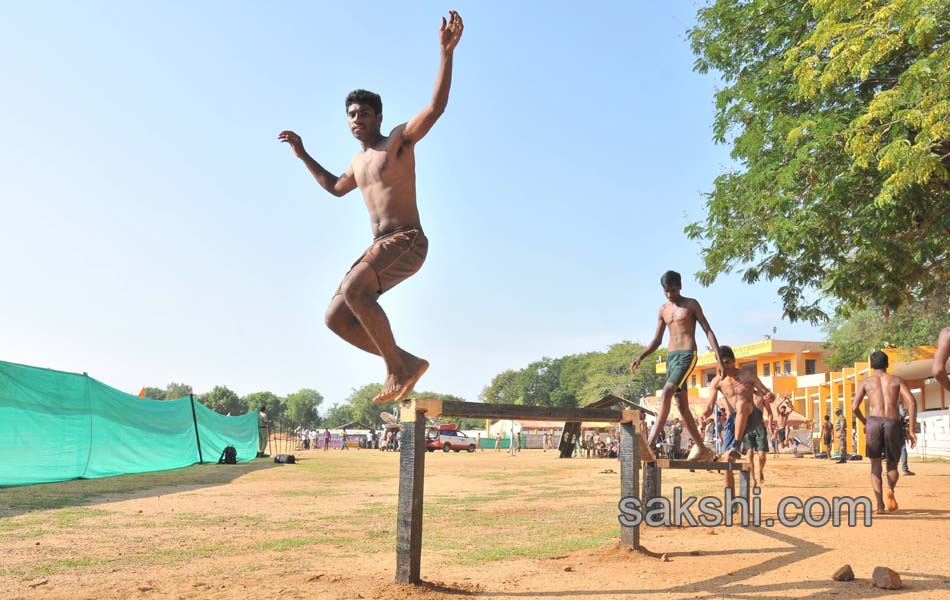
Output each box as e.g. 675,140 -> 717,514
413,525 -> 950,599
0,459 -> 281,517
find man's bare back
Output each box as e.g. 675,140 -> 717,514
852,350 -> 917,513
853,373 -> 913,421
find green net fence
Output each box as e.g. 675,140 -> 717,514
0,360 -> 259,487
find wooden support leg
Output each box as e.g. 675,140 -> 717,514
619,421 -> 640,549
642,461 -> 662,505
558,421 -> 581,458
739,467 -> 752,525
395,411 -> 426,584
739,468 -> 750,501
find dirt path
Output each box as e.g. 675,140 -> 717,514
2,449 -> 948,599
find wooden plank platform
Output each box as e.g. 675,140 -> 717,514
394,398 -> 650,585
653,459 -> 750,471
411,398 -> 645,423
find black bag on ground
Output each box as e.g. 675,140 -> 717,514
274,454 -> 296,464
218,446 -> 237,464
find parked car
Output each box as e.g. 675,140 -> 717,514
425,429 -> 477,453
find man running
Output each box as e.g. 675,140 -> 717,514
279,11 -> 464,403
630,271 -> 724,461
700,346 -> 775,460
821,415 -> 833,458
853,350 -> 918,514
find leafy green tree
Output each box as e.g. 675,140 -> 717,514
343,383 -> 399,429
198,385 -> 246,416
324,403 -> 354,428
479,370 -> 523,405
824,288 -> 950,367
478,342 -> 663,410
284,388 -> 324,428
140,386 -> 165,400
687,0 -> 950,323
244,391 -> 284,423
164,382 -> 193,400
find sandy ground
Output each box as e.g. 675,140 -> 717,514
1,447 -> 949,600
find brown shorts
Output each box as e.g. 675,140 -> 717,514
338,226 -> 428,295
865,416 -> 903,463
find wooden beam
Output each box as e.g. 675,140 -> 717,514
558,421 -> 581,458
400,398 -> 443,419
395,409 -> 426,584
653,459 -> 749,471
642,461 -> 661,504
619,420 -> 640,550
434,399 -> 644,423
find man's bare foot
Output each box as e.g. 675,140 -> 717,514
393,356 -> 429,402
639,444 -> 656,462
758,471 -> 765,483
884,488 -> 899,512
688,444 -> 717,462
373,373 -> 402,404
874,508 -> 887,515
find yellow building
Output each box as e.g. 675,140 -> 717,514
656,338 -> 828,399
655,339 -> 949,458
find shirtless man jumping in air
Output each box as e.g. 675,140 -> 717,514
631,271 -> 724,462
853,350 -> 918,514
279,11 -> 463,403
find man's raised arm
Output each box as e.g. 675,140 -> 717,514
278,130 -> 357,197
403,11 -> 464,144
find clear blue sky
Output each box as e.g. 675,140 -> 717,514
1,1 -> 823,411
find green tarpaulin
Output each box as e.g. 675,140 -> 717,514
0,360 -> 259,487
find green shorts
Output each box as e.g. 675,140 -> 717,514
666,350 -> 697,392
742,424 -> 770,453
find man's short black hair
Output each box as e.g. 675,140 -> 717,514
870,350 -> 889,370
660,270 -> 682,289
720,345 -> 736,360
259,405 -> 266,412
345,89 -> 382,116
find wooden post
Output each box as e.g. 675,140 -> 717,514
619,412 -> 641,549
739,467 -> 751,503
395,403 -> 427,584
558,421 -> 581,458
642,461 -> 661,504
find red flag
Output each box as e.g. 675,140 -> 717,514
138,387 -> 146,398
